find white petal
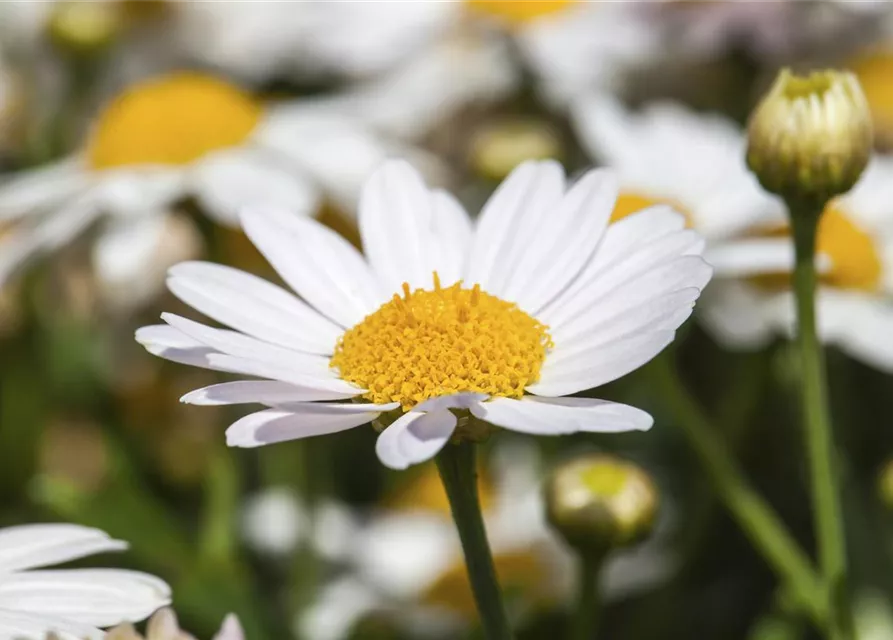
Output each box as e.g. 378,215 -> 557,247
192,149 -> 321,226
167,272 -> 338,356
0,607 -> 103,640
358,159 -> 464,294
93,169 -> 187,216
429,189 -> 473,287
0,569 -> 170,627
0,194 -> 101,288
92,214 -> 168,292
241,205 -> 383,327
547,288 -> 701,365
470,396 -> 653,435
529,331 -> 676,397
297,577 -> 384,640
551,253 -> 711,344
213,614 -> 245,640
544,222 -> 708,334
205,353 -> 363,396
375,410 -> 456,470
135,324 -> 224,370
508,169 -> 618,315
539,205 -> 689,325
181,381 -> 356,405
226,407 -> 380,448
412,392 -> 488,413
464,160 -> 565,298
702,237 -> 837,279
169,261 -> 341,354
161,313 -> 334,378
0,157 -> 87,221
0,524 -> 126,574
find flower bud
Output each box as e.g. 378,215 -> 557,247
746,69 -> 872,207
49,1 -> 122,55
544,454 -> 658,556
470,118 -> 562,181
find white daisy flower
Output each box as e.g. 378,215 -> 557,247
0,523 -> 170,640
702,156 -> 893,371
0,71 -> 434,292
136,158 -> 711,470
298,442 -> 678,640
572,92 -> 783,242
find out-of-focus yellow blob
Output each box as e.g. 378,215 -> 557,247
466,0 -> 577,25
87,72 -> 263,170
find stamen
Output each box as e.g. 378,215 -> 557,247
331,282 -> 552,410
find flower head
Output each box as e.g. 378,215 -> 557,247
702,156 -> 893,371
0,523 -> 170,640
138,159 -> 711,470
0,71 -> 422,300
746,69 -> 873,206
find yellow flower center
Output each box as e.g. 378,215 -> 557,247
422,549 -> 552,617
611,192 -> 692,226
849,49 -> 893,144
86,72 -> 263,170
331,276 -> 552,411
749,205 -> 882,292
466,0 -> 576,25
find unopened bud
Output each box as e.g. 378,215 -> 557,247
545,454 -> 658,556
747,69 -> 872,207
49,1 -> 122,55
470,118 -> 562,181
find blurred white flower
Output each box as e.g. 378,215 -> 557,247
0,523 -> 170,640
311,33 -> 518,141
493,1 -> 662,107
572,92 -> 783,242
0,71 -> 436,293
105,607 -> 243,640
298,442 -> 678,640
650,0 -> 887,63
137,159 -> 710,469
702,156 -> 893,371
241,487 -> 308,557
173,1 -> 456,83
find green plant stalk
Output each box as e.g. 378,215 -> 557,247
651,356 -> 826,627
789,205 -> 852,639
571,551 -> 604,640
436,441 -> 513,640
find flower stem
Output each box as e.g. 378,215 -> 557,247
651,355 -> 827,627
789,204 -> 852,640
571,552 -> 604,640
436,441 -> 513,640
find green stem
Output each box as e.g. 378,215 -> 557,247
436,441 -> 513,640
651,356 -> 826,626
571,552 -> 603,640
789,206 -> 852,639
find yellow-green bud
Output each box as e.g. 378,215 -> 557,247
747,69 -> 872,206
470,118 -> 562,181
49,1 -> 122,55
544,454 -> 658,556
